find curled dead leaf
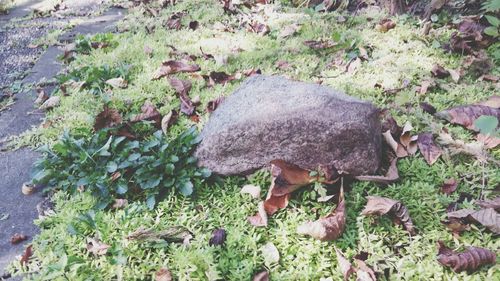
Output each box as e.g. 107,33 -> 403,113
20,245 -> 32,266
10,233 -> 28,244
252,270 -> 269,281
155,268 -> 172,281
152,60 -> 200,80
86,237 -> 110,256
297,186 -> 346,241
241,184 -> 261,199
161,110 -> 177,134
334,247 -> 355,281
168,78 -> 195,115
248,201 -> 268,227
476,133 -> 500,149
437,241 -> 496,273
431,64 -> 450,78
436,105 -> 500,131
304,39 -> 337,50
207,97 -> 225,113
355,158 -> 399,185
417,132 -> 442,165
476,197 -> 500,212
440,178 -> 458,195
269,160 -> 313,197
94,106 -> 123,131
447,208 -> 500,234
130,101 -> 162,128
39,96 -> 60,111
361,195 -> 416,235
209,228 -> 226,246
376,18 -> 396,33
354,259 -> 377,281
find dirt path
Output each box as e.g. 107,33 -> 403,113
0,1 -> 125,278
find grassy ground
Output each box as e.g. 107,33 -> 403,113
8,0 -> 499,280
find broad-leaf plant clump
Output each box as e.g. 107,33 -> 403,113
32,127 -> 211,209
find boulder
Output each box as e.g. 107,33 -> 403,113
195,75 -> 382,176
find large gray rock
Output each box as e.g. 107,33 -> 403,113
195,75 -> 382,176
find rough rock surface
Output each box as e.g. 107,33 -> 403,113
195,75 -> 382,176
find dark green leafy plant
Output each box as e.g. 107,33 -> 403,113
32,128 -> 211,209
57,64 -> 130,95
74,33 -> 118,54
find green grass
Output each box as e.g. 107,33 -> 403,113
9,0 -> 500,280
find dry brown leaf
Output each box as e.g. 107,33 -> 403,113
448,69 -> 461,83
304,39 -> 337,50
476,197 -> 500,211
39,96 -> 60,111
94,106 -> 123,131
355,158 -> 399,185
297,186 -> 346,241
346,57 -> 361,74
441,178 -> 458,195
34,88 -> 48,105
417,79 -> 434,95
442,218 -> 471,237
241,184 -> 261,199
475,96 -> 500,109
447,208 -> 500,234
204,71 -> 236,86
420,102 -> 437,115
168,78 -> 195,115
437,131 -> 489,162
361,195 -> 416,235
248,201 -> 268,227
431,64 -> 450,78
130,101 -> 162,128
161,110 -> 176,134
335,247 -> 355,281
252,270 -> 269,281
475,134 -> 500,149
417,132 -> 442,165
20,245 -> 32,266
400,122 -> 418,155
207,97 -> 225,113
436,105 -> 500,131
437,241 -> 496,273
152,60 -> 200,80
165,12 -> 184,30
248,21 -> 270,35
376,18 -> 396,32
155,268 -> 172,281
86,238 -> 110,256
275,60 -> 292,70
269,160 -> 313,197
354,259 -> 377,281
209,228 -> 226,246
105,78 -> 128,89
10,233 -> 28,244
480,74 -> 500,83
112,199 -> 128,209
189,20 -> 199,30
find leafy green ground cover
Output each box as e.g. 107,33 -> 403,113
8,0 -> 499,280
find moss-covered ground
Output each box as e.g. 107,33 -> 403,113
8,0 -> 499,280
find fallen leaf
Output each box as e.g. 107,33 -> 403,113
279,23 -> 300,38
241,184 -> 261,199
269,160 -> 313,197
476,95 -> 500,109
155,268 -> 172,281
448,69 -> 461,83
189,20 -> 199,30
334,247 -> 355,281
34,88 -> 48,105
165,12 -> 184,30
94,106 -> 123,131
417,132 -> 442,165
168,78 -> 195,115
130,101 -> 162,127
261,242 -> 279,266
448,208 -> 500,234
361,195 -> 416,235
204,71 -> 236,86
209,228 -> 226,246
248,201 -> 268,227
304,40 -> 337,50
252,271 -> 269,281
355,158 -> 399,185
207,97 -> 225,113
144,45 -> 153,56
346,57 -> 361,74
86,237 -> 110,255
420,102 -> 436,115
127,226 -> 193,244
476,197 -> 500,211
417,79 -> 434,95
480,74 -> 500,83
248,21 -> 270,35
105,78 -> 128,89
376,18 -> 396,32
10,233 -> 28,244
436,105 -> 500,131
442,218 -> 471,237
152,60 -> 200,80
399,122 -> 418,155
437,241 -> 496,273
39,96 -> 60,111
354,259 -> 377,281
431,64 -> 450,78
161,110 -> 177,134
275,60 -> 292,70
441,178 -> 458,195
297,186 -> 346,241
20,245 -> 32,266
112,199 -> 128,209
